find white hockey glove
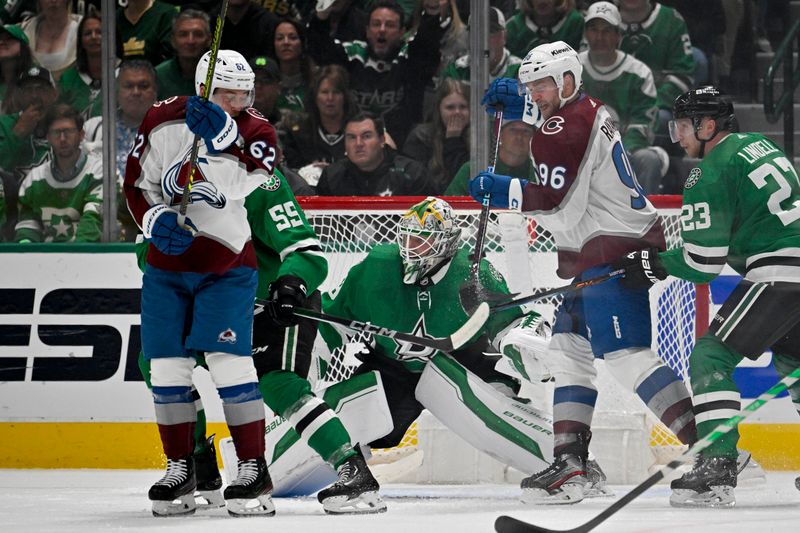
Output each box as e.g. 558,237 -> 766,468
498,312 -> 553,383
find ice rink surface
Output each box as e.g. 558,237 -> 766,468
1,470 -> 799,533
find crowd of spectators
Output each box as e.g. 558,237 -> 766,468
0,0 -> 787,243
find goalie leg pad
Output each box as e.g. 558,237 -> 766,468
604,347 -> 696,444
223,371 -> 393,497
415,353 -> 554,473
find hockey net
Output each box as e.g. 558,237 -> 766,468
298,195 -> 709,479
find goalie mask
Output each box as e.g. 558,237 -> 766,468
195,49 -> 255,108
517,41 -> 582,109
397,197 -> 462,285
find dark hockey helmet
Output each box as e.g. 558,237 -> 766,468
670,86 -> 736,143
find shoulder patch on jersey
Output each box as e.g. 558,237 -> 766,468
260,174 -> 281,191
684,167 -> 702,189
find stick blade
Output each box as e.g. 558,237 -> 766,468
495,515 -> 563,533
449,302 -> 490,350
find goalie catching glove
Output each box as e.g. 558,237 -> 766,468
613,248 -> 668,288
262,275 -> 307,327
498,312 -> 553,383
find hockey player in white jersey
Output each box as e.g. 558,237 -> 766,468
124,50 -> 278,517
469,42 -> 699,504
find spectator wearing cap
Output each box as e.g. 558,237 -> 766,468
505,0 -> 584,58
273,18 -> 316,120
308,0 -> 451,146
250,55 -> 282,124
281,64 -> 357,184
155,9 -> 211,100
578,1 -> 668,194
20,0 -> 81,80
0,24 -> 34,113
441,7 -> 521,83
445,118 -> 535,195
0,65 -> 58,238
116,0 -> 177,66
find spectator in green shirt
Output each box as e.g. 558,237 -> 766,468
58,9 -> 104,120
445,119 -> 535,195
155,8 -> 211,100
0,23 -> 33,113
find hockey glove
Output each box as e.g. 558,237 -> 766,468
613,248 -> 668,288
185,95 -> 239,153
499,312 -> 553,383
142,204 -> 198,256
469,171 -> 528,210
481,77 -> 525,120
263,275 -> 308,328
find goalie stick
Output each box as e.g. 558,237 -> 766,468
491,269 -> 625,312
495,366 -> 800,533
254,299 -> 490,352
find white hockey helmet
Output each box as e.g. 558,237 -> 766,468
195,49 -> 255,106
517,41 -> 582,107
397,197 -> 462,285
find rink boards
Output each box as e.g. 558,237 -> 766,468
0,245 -> 799,470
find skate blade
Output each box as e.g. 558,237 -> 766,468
195,489 -> 225,510
670,486 -> 735,508
151,493 -> 197,517
321,491 -> 388,515
583,483 -> 615,498
521,483 -> 584,505
736,453 -> 767,485
226,494 -> 276,517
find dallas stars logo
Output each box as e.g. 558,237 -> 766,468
394,314 -> 436,362
402,198 -> 444,228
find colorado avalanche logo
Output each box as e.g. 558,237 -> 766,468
540,116 -> 565,135
163,150 -> 227,208
218,328 -> 238,344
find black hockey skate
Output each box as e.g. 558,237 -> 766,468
795,475 -> 799,491
521,432 -> 591,505
670,454 -> 737,508
193,435 -> 224,510
224,457 -> 275,517
317,448 -> 387,514
148,456 -> 197,517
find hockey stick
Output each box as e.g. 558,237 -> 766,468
495,366 -> 800,533
178,0 -> 230,225
254,299 -> 490,352
490,268 -> 626,312
459,107 -> 509,312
